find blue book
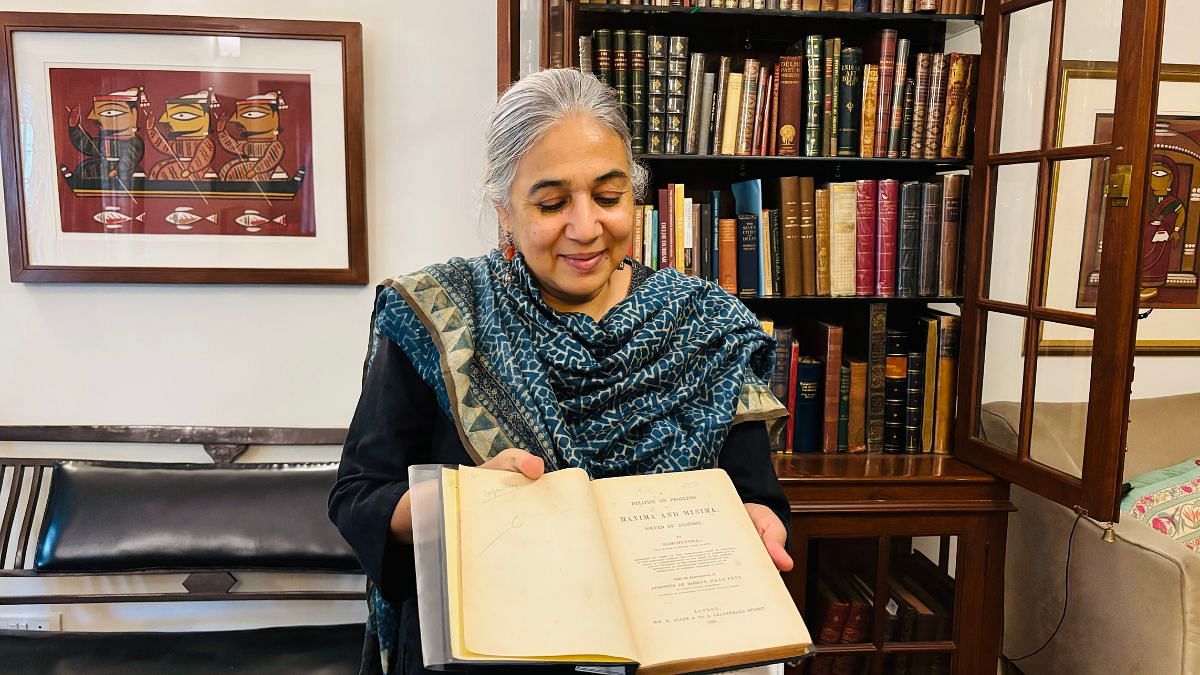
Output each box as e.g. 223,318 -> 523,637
649,209 -> 659,270
853,0 -> 870,12
731,179 -> 763,297
792,357 -> 824,453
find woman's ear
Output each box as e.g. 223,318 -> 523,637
495,205 -> 512,235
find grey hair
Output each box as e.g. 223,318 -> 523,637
483,68 -> 649,212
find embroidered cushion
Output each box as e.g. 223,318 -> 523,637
1122,456 -> 1200,552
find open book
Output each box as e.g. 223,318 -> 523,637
408,464 -> 812,674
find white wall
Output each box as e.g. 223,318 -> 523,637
0,0 -> 497,631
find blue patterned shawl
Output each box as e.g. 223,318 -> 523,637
370,250 -> 785,476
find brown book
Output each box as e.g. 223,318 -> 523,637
809,576 -> 851,675
837,0 -> 854,9
802,0 -> 821,9
735,59 -> 762,155
752,61 -> 771,155
684,52 -> 708,155
932,313 -> 959,454
776,55 -> 804,157
917,0 -> 937,10
797,178 -> 818,296
938,174 -> 964,296
826,570 -> 873,675
718,218 -> 739,293
873,29 -> 899,157
909,53 -> 932,159
828,38 -> 842,156
845,357 -> 867,452
820,0 -> 838,9
939,53 -> 969,158
859,64 -> 878,158
780,176 -> 804,297
815,187 -> 832,296
916,315 -> 938,453
953,54 -> 979,159
923,53 -> 948,159
768,61 -> 781,155
712,56 -> 733,155
886,39 -> 911,158
799,320 -> 844,453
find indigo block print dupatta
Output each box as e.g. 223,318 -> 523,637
371,250 -> 785,477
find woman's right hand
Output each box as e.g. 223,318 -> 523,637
390,448 -> 545,543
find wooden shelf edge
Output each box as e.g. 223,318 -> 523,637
578,5 -> 983,23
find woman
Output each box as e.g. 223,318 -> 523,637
329,68 -> 792,675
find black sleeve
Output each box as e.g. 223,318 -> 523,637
718,421 -> 791,545
328,337 -> 434,600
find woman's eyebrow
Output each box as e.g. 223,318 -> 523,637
594,169 -> 629,184
527,178 -> 566,194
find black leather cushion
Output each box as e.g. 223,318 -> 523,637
35,461 -> 359,571
0,623 -> 363,674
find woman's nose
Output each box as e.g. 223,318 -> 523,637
563,197 -> 603,242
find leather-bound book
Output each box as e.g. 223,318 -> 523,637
809,576 -> 851,675
859,64 -> 878,157
737,212 -> 761,297
735,58 -> 761,156
829,182 -> 857,297
799,320 -> 844,453
898,77 -> 916,157
699,202 -> 713,281
917,0 -> 937,9
917,181 -> 942,296
684,51 -> 707,154
827,570 -> 873,675
777,55 -> 803,156
718,218 -> 739,293
770,326 -> 794,406
666,36 -> 689,155
613,30 -> 630,113
820,0 -> 838,10
712,55 -> 732,154
873,29 -> 898,157
804,36 -> 825,157
629,30 -> 648,155
826,38 -> 842,156
837,364 -> 851,452
767,61 -> 781,155
897,181 -> 922,297
697,72 -> 716,155
837,0 -> 854,9
845,357 -> 867,452
938,173 -> 964,295
721,72 -> 744,156
853,0 -> 870,9
883,328 -> 908,454
646,34 -> 667,155
939,52 -> 969,158
815,187 -> 832,296
797,177 -> 818,295
709,190 -> 722,280
954,54 -> 979,159
932,313 -> 959,454
905,350 -> 925,453
923,53 -> 948,159
802,0 -> 820,10
876,179 -> 899,297
915,314 -> 939,453
785,340 -> 801,451
792,356 -> 824,453
836,47 -> 864,156
769,208 -> 785,295
780,176 -> 804,297
594,29 -> 613,86
886,38 -> 910,158
866,302 -> 887,453
855,179 -> 878,297
909,52 -> 933,158
578,35 -> 593,76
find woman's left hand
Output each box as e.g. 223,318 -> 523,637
745,503 -> 793,572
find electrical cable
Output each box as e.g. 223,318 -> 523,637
1004,510 -> 1085,663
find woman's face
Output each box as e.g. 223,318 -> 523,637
497,114 -> 635,313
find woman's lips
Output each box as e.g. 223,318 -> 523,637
560,251 -> 606,272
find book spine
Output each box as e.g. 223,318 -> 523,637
829,182 -> 857,297
918,181 -> 943,296
815,187 -> 833,296
770,209 -> 785,296
751,64 -> 768,155
905,350 -> 925,453
917,0 -> 937,9
933,315 -> 960,454
785,340 -> 801,451
920,317 -> 938,453
630,30 -> 648,155
674,183 -> 687,273
953,54 -> 979,159
710,190 -> 721,281
613,30 -> 630,117
855,179 -> 878,297
684,51 -> 707,154
923,53 -> 948,159
666,35 -> 689,155
768,62 -> 781,156
777,55 -> 803,156
771,327 -> 794,403
578,35 -> 593,76
805,36 -> 825,157
632,202 -> 645,264
721,73 -> 745,156
883,328 -> 908,454
822,324 -> 844,453
736,58 -> 762,156
876,179 -> 899,297
854,0 -> 870,9
594,29 -> 613,86
873,29 -> 898,158
938,173 -> 964,296
910,53 -> 932,158
939,53 -> 968,159
647,35 -> 667,154
712,56 -> 732,154
684,196 -> 695,274
886,38 -> 911,158
837,364 -> 851,452
821,40 -> 834,157
847,359 -> 867,452
718,218 -> 739,293
737,213 -> 760,297
799,177 -> 818,296
836,47 -> 864,157
660,187 -> 673,270
697,72 -> 716,156
898,78 -> 916,158
780,176 -> 804,297
793,360 -> 824,452
866,302 -> 886,452
700,203 -> 712,280
897,181 -> 922,297
860,64 -> 878,158
828,38 -> 842,156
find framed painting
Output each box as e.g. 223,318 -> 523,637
1040,61 -> 1200,355
0,13 -> 367,284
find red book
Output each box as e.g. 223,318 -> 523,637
855,179 -> 878,296
658,187 -> 673,270
785,339 -> 801,452
876,179 -> 899,297
873,29 -> 898,158
767,62 -> 781,156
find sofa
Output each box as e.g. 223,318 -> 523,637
981,393 -> 1200,675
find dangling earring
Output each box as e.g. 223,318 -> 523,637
499,227 -> 516,262
616,259 -> 626,270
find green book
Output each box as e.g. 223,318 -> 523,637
837,363 -> 851,453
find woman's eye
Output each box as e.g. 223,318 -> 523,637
595,195 -> 621,206
538,201 -> 566,213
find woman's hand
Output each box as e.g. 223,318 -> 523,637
745,503 -> 793,572
390,448 -> 545,544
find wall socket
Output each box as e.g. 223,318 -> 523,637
1,613 -> 62,631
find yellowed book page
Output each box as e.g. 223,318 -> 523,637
591,469 -> 811,670
456,466 -> 637,661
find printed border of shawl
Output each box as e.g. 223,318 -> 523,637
733,379 -> 789,424
384,275 -> 515,465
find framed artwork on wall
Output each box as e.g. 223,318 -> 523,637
0,13 -> 367,284
1040,60 -> 1200,355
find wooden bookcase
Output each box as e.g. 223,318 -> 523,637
501,1 -> 1170,673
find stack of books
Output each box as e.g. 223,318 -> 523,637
582,29 -> 980,159
581,0 -> 983,15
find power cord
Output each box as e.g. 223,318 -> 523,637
1004,509 -> 1085,663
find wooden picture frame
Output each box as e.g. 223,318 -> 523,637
0,13 -> 367,284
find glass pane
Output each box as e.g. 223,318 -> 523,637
975,311 -> 1027,452
805,538 -> 879,653
985,163 -> 1039,305
518,0 -> 542,78
997,2 -> 1053,154
889,536 -> 957,643
1031,323 -> 1093,479
1053,0 -> 1123,148
1043,158 -> 1107,314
